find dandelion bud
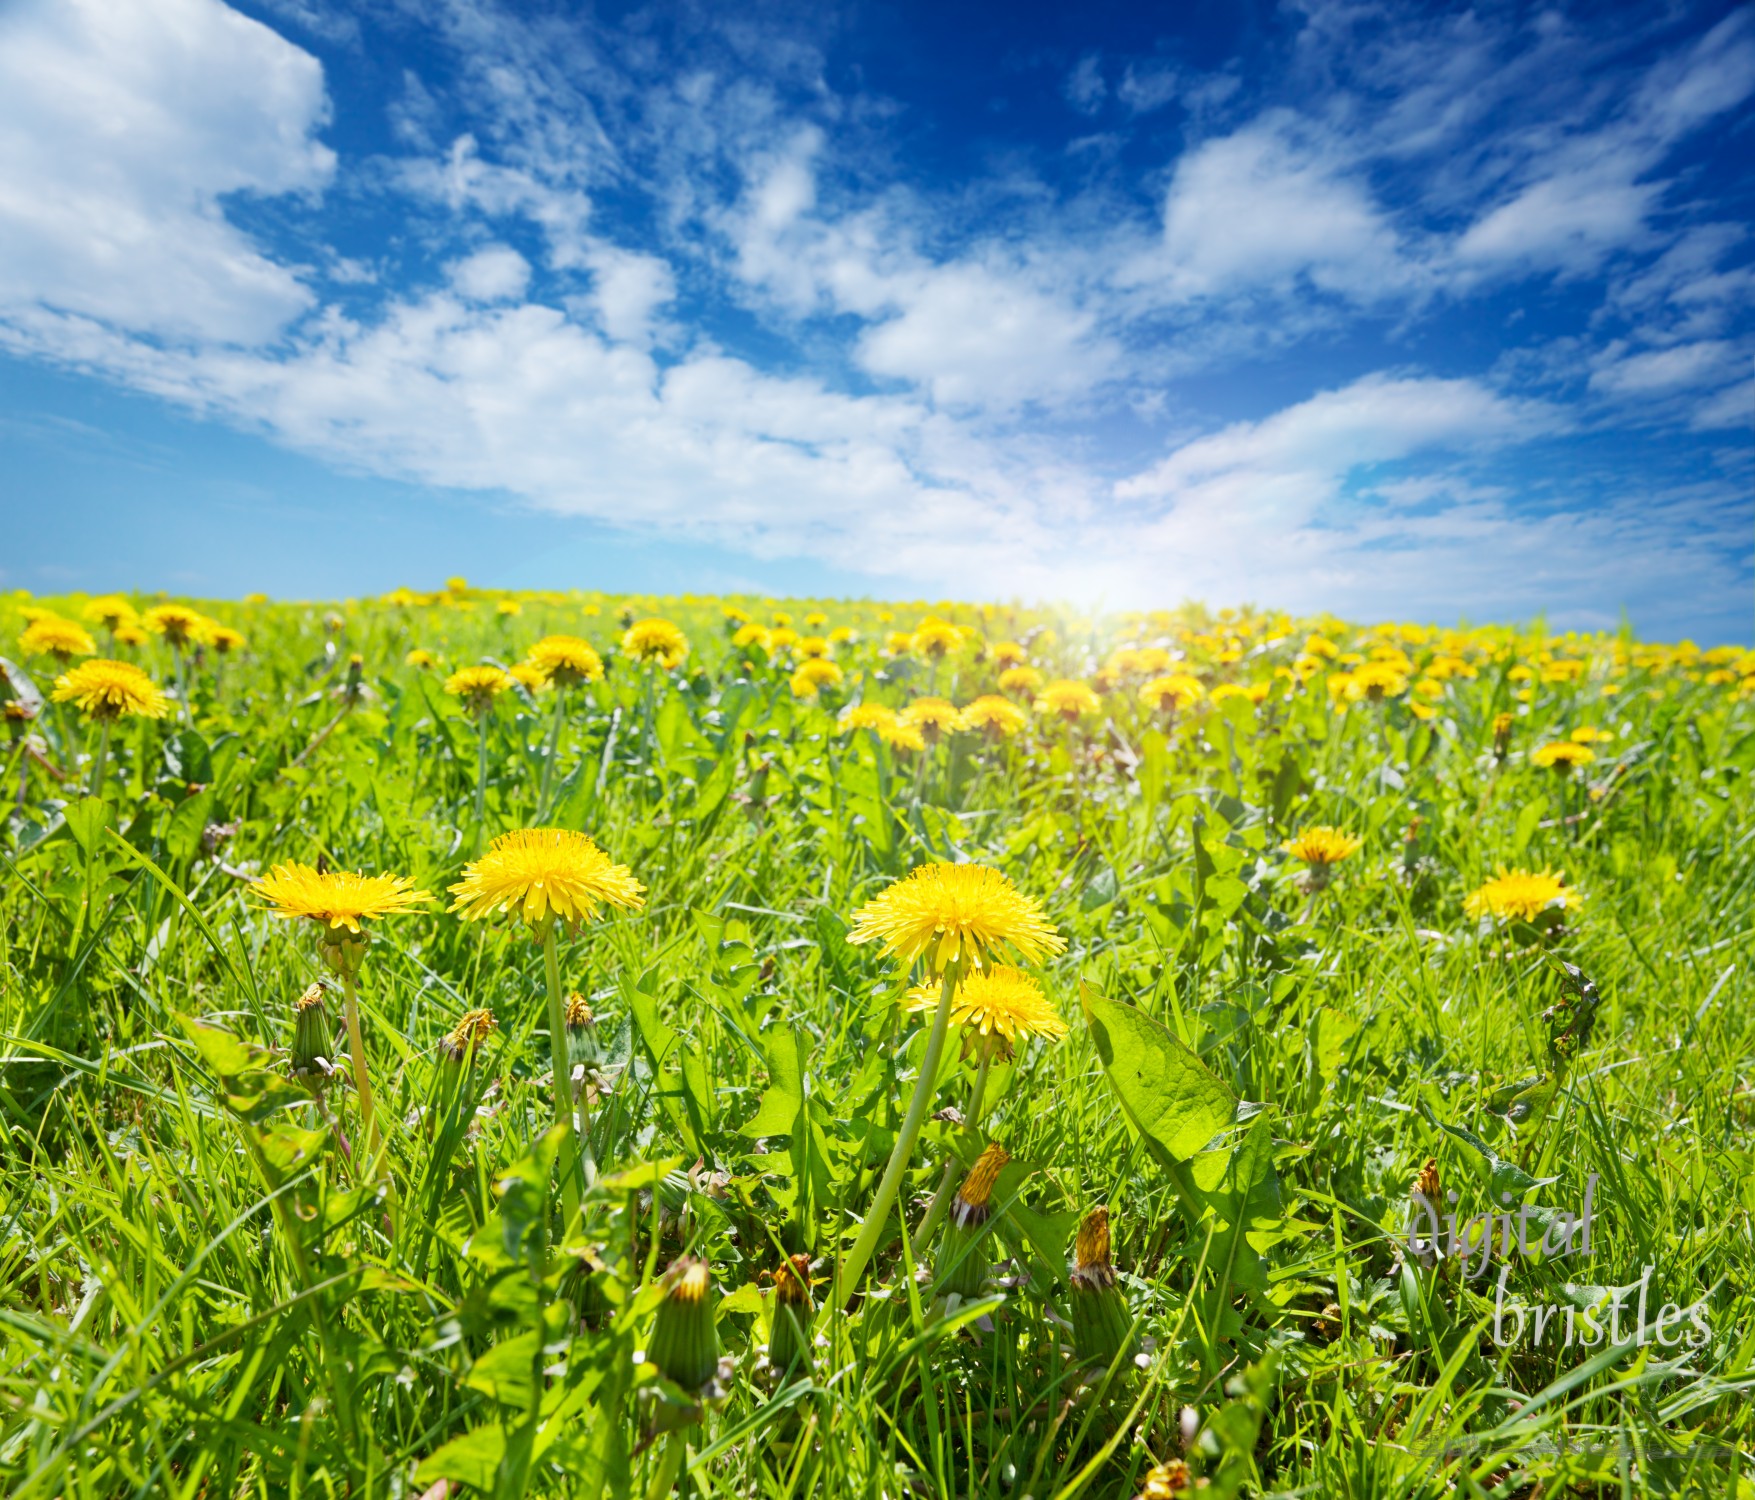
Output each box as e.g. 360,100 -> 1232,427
766,1253 -> 815,1376
315,927 -> 368,980
442,1007 -> 497,1065
1070,1206 -> 1136,1368
1408,1157 -> 1442,1269
290,983 -> 333,1078
933,1143 -> 1009,1300
648,1257 -> 720,1397
1492,711 -> 1514,761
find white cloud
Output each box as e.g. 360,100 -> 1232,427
1064,54 -> 1106,115
0,0 -> 333,344
449,244 -> 532,302
1115,374 -> 1557,525
1149,115 -> 1412,301
1588,340 -> 1740,399
1691,378 -> 1753,432
580,246 -> 676,345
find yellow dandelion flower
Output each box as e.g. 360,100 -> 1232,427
1036,679 -> 1101,720
622,617 -> 689,669
732,622 -> 773,652
796,635 -> 832,659
496,599 -> 524,617
903,964 -> 1068,1053
1569,726 -> 1613,743
449,828 -> 645,932
21,614 -> 97,661
206,625 -> 246,655
882,630 -> 916,656
911,617 -> 964,661
804,610 -> 828,628
527,634 -> 604,688
772,611 -> 794,628
142,603 -> 208,648
1347,661 -> 1408,701
256,862 -> 430,934
998,664 -> 1044,696
1465,867 -> 1582,923
1281,826 -> 1362,865
82,596 -> 137,632
989,640 -> 1027,667
445,664 -> 513,713
839,702 -> 899,734
508,662 -> 549,694
789,658 -> 844,698
877,718 -> 926,752
959,694 -> 1028,738
849,862 -> 1065,973
51,659 -> 170,720
902,696 -> 963,740
1139,673 -> 1204,712
115,623 -> 150,648
405,648 -> 438,669
828,625 -> 856,645
1531,741 -> 1596,772
769,626 -> 800,652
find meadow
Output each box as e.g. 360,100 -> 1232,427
3,583 -> 1754,1499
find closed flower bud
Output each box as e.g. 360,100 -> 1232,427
933,1143 -> 1009,1300
766,1253 -> 815,1376
1492,711 -> 1514,760
648,1257 -> 720,1396
290,983 -> 333,1078
1070,1206 -> 1136,1368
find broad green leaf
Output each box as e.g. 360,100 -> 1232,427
1082,982 -> 1237,1163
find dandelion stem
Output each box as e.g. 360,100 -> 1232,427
537,686 -> 567,818
87,718 -> 112,800
835,965 -> 957,1310
340,972 -> 382,1177
909,1050 -> 991,1259
543,924 -> 583,1231
472,712 -> 490,853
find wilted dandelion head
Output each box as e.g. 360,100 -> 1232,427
1073,1206 -> 1115,1285
443,1007 -> 497,1061
527,634 -> 604,688
51,659 -> 169,721
1464,866 -> 1581,924
1035,679 -> 1101,720
21,615 -> 96,662
622,617 -> 689,669
1531,741 -> 1596,773
142,604 -> 207,648
951,1143 -> 1011,1228
904,964 -> 1068,1056
449,828 -> 645,934
1136,1460 -> 1194,1499
1281,827 -> 1362,866
849,862 -> 1064,975
1413,1157 -> 1441,1202
256,862 -> 430,934
565,991 -> 595,1029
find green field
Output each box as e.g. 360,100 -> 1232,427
4,586 -> 1754,1498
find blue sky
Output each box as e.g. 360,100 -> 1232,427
1,0 -> 1751,640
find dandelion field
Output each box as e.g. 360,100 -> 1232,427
4,586 -> 1755,1499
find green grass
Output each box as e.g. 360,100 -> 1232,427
3,592 -> 1754,1498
